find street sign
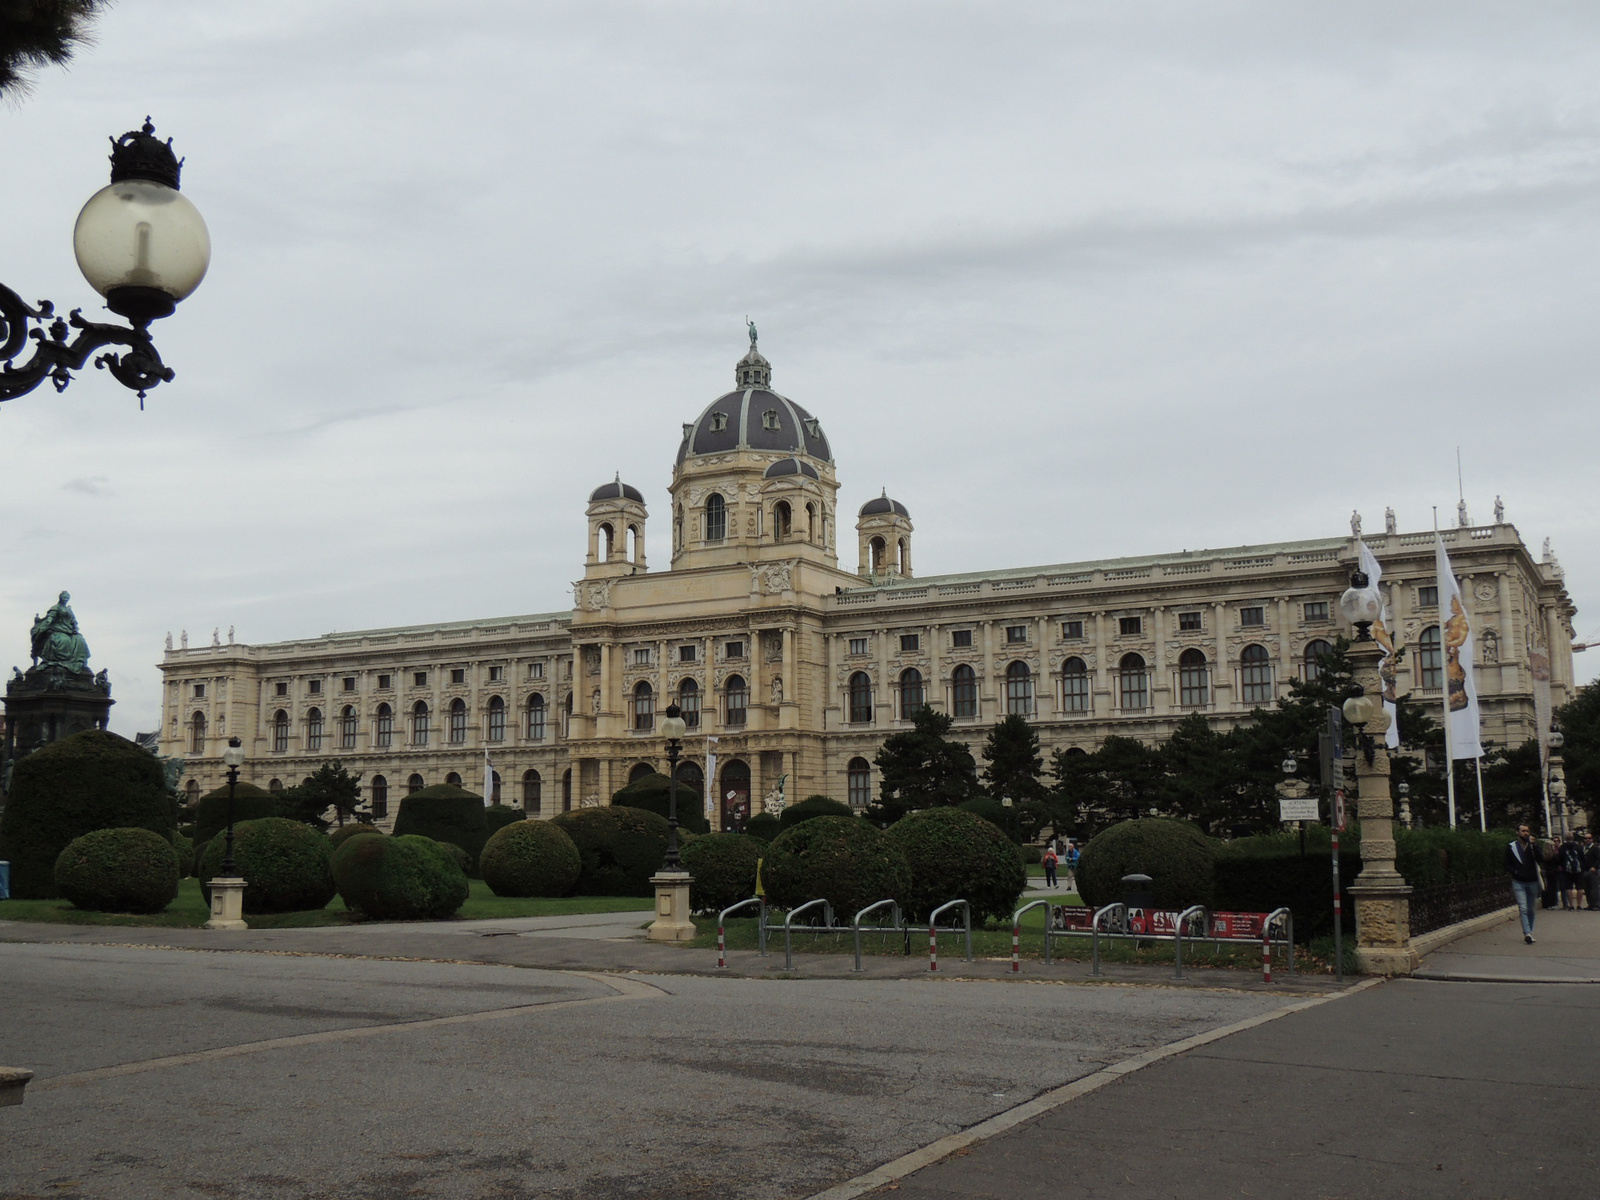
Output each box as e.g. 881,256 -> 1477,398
1333,789 -> 1347,832
1279,796 -> 1320,822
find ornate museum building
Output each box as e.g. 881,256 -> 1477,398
158,337 -> 1579,829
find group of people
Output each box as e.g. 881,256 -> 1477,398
1041,841 -> 1079,891
1505,826 -> 1599,944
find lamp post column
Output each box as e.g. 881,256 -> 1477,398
648,705 -> 696,942
205,735 -> 247,931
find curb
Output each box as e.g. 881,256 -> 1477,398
1411,971 -> 1600,984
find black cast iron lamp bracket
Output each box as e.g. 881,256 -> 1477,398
221,735 -> 245,875
660,703 -> 688,870
1338,568 -> 1381,642
1,119 -> 209,407
1342,687 -> 1377,765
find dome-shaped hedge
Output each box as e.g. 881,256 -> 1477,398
746,812 -> 781,843
681,832 -> 764,913
332,833 -> 469,920
1076,818 -> 1217,911
197,817 -> 337,914
762,816 -> 911,917
885,807 -> 1026,923
170,829 -> 194,877
480,820 -> 582,898
53,827 -> 180,913
329,823 -> 381,852
551,806 -> 671,896
193,782 -> 280,845
484,805 -> 525,838
610,773 -> 711,835
778,795 -> 854,829
392,785 -> 489,874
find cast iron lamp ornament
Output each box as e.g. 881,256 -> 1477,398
1,119 -> 209,406
660,703 -> 688,870
1338,569 -> 1382,641
1342,687 -> 1378,765
220,735 -> 245,875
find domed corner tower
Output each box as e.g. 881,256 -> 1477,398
857,490 -> 913,579
669,329 -> 842,572
585,475 -> 648,579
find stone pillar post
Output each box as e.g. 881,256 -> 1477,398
1347,636 -> 1418,975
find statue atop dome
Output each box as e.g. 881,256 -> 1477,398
746,316 -> 758,348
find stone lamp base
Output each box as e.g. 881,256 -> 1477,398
204,877 -> 247,931
648,870 -> 697,942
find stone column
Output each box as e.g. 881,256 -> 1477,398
1151,606 -> 1167,713
1347,635 -> 1418,975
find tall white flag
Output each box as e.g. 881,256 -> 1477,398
483,746 -> 496,808
1357,540 -> 1401,749
1434,533 -> 1482,759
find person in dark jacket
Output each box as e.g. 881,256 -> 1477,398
1505,825 -> 1542,943
1559,833 -> 1588,910
1582,831 -> 1599,912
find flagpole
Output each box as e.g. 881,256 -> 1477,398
1435,509 -> 1457,828
1474,756 -> 1486,832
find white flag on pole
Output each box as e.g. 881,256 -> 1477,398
1434,533 -> 1483,759
1357,539 -> 1401,749
483,745 -> 496,808
704,736 -> 719,824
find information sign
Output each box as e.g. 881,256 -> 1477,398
1279,796 -> 1320,822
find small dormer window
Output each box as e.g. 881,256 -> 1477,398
709,411 -> 728,432
762,409 -> 781,430
803,419 -> 820,437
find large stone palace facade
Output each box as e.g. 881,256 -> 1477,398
158,338 -> 1578,828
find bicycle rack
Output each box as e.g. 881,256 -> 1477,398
1090,902 -> 1127,976
1011,899 -> 1053,972
781,898 -> 834,970
1171,905 -> 1209,980
851,899 -> 902,973
927,899 -> 972,972
715,897 -> 764,969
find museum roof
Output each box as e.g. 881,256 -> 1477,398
860,491 -> 910,518
676,341 -> 832,466
589,476 -> 645,503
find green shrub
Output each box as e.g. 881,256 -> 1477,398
762,816 -> 911,917
1017,843 -> 1042,865
1076,819 -> 1217,911
778,795 -> 856,829
746,812 -> 782,842
550,806 -> 671,896
480,820 -> 582,898
53,827 -> 180,913
436,841 -> 473,876
170,829 -> 194,874
485,805 -> 525,838
328,823 -> 381,852
392,785 -> 490,874
331,833 -> 468,920
1396,826 -> 1514,887
884,807 -> 1027,923
681,833 -> 764,913
610,773 -> 711,834
1213,841 -> 1359,941
178,823 -> 199,841
957,797 -> 1014,836
193,783 -> 281,846
0,729 -> 175,898
197,817 -> 336,914
192,837 -> 211,877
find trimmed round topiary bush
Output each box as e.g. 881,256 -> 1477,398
392,785 -> 489,874
957,797 -> 1014,835
745,812 -> 781,842
550,806 -> 671,896
681,832 -> 764,913
485,805 -> 525,838
480,820 -> 582,898
170,829 -> 194,874
884,807 -> 1027,923
53,827 -> 180,913
328,823 -> 381,852
191,837 -> 210,877
193,783 -> 280,846
762,816 -> 911,917
610,772 -> 712,835
778,795 -> 856,829
1076,818 -> 1217,911
197,817 -> 337,914
0,729 -> 176,898
331,833 -> 469,920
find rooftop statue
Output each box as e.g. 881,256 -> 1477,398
30,591 -> 91,674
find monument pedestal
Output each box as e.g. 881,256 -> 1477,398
2,665 -> 113,795
204,877 -> 247,931
648,870 -> 697,942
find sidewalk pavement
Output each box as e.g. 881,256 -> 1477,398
1416,904 -> 1600,982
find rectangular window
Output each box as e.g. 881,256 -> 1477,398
1303,601 -> 1329,622
488,704 -> 505,742
952,670 -> 977,718
275,681 -> 288,697
413,671 -> 428,687
1419,586 -> 1438,607
1119,616 -> 1142,636
308,679 -> 322,694
342,677 -> 356,692
489,665 -> 503,682
376,708 -> 393,748
193,683 -> 205,698
1240,607 -> 1265,627
848,637 -> 868,656
1061,620 -> 1084,640
528,699 -> 547,741
529,662 -> 544,679
680,686 -> 700,728
848,764 -> 871,808
1006,625 -> 1027,643
377,674 -> 392,690
633,648 -> 651,666
679,645 -> 697,663
726,682 -> 747,726
339,709 -> 357,749
1062,667 -> 1090,712
371,779 -> 388,820
725,640 -> 745,659
450,668 -> 466,685
951,630 -> 973,648
1178,612 -> 1202,632
899,634 -> 920,652
1120,666 -> 1148,710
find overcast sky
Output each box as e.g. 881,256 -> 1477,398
4,1 -> 1598,736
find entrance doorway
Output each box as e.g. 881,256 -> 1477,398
721,759 -> 750,832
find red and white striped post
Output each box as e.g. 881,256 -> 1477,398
1262,932 -> 1272,984
929,922 -> 939,972
1011,920 -> 1022,973
717,921 -> 727,970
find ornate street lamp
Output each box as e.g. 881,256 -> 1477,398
220,735 -> 246,874
660,703 -> 688,870
1338,569 -> 1382,641
1,119 -> 209,407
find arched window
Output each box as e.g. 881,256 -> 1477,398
899,668 -> 924,718
952,663 -> 977,718
1303,640 -> 1334,683
627,523 -> 641,563
339,705 -> 357,749
1006,661 -> 1034,716
185,778 -> 201,803
190,711 -> 206,753
487,695 -> 505,742
676,760 -> 704,798
629,762 -> 655,784
448,698 -> 467,744
633,681 -> 655,731
1240,644 -> 1273,704
272,709 -> 289,753
305,707 -> 323,752
562,691 -> 572,739
371,775 -> 388,819
527,693 -> 546,741
490,770 -> 502,805
1418,626 -> 1443,689
407,773 -> 425,795
523,769 -> 542,814
599,522 -> 614,561
1119,653 -> 1148,710
773,500 -> 792,542
724,675 -> 747,726
1062,657 -> 1089,713
869,536 -> 886,573
721,760 -> 751,830
705,493 -> 726,541
1179,649 -> 1209,707
446,771 -> 462,787
679,678 -> 701,728
561,768 -> 573,812
897,538 -> 908,574
847,757 -> 872,808
848,671 -> 873,723
412,701 -> 430,746
269,778 -> 283,795
806,502 -> 816,542
375,702 -> 393,748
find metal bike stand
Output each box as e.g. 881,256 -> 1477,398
781,898 -> 833,970
716,897 -> 764,969
851,899 -> 902,973
1011,899 -> 1052,972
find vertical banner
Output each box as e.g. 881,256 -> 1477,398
1435,534 -> 1483,759
483,746 -> 495,808
1531,640 -> 1554,834
1358,540 -> 1401,748
704,736 -> 719,825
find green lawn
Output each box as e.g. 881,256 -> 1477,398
0,878 -> 654,929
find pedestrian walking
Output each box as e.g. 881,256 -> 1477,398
1539,836 -> 1561,909
1581,830 -> 1599,912
1042,845 -> 1059,889
1559,832 -> 1587,911
1065,842 -> 1080,894
1506,824 -> 1542,943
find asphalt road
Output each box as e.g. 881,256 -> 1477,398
0,943 -> 1298,1200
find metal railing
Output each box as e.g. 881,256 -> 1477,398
1011,900 -> 1053,972
715,897 -> 764,969
852,900 -> 902,973
779,899 -> 834,970
927,900 -> 972,971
